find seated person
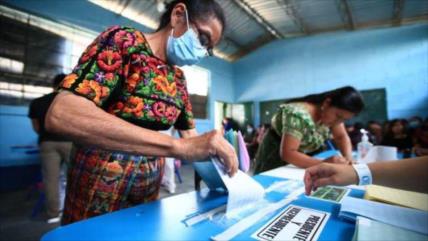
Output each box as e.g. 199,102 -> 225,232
382,119 -> 413,152
253,86 -> 364,174
413,121 -> 428,156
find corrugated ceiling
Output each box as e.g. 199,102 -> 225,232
87,0 -> 428,61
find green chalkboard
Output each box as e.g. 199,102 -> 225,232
259,88 -> 387,125
349,88 -> 387,124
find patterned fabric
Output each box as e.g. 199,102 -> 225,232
60,26 -> 195,224
272,103 -> 330,153
60,25 -> 195,130
253,103 -> 330,174
61,146 -> 164,225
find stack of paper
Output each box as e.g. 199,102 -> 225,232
365,185 -> 428,211
339,196 -> 428,234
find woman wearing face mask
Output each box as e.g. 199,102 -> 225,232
45,0 -> 238,225
254,86 -> 364,174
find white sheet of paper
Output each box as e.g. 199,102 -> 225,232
360,146 -> 397,163
340,196 -> 428,234
261,165 -> 305,180
212,158 -> 265,217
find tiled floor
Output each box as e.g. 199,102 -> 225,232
0,162 -> 200,241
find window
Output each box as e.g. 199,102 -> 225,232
0,57 -> 24,74
0,5 -> 96,105
0,81 -> 52,99
181,65 -> 210,119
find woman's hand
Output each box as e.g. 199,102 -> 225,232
175,130 -> 238,176
324,155 -> 351,164
304,163 -> 358,195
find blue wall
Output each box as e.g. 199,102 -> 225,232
0,105 -> 39,167
233,24 -> 428,126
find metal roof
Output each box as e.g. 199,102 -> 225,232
90,0 -> 428,61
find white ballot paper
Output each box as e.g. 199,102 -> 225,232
212,158 -> 265,217
251,205 -> 330,241
360,146 -> 397,163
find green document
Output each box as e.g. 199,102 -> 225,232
310,186 -> 349,203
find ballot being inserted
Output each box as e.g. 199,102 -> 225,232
211,157 -> 265,217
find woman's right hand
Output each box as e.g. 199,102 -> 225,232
175,130 -> 238,176
304,163 -> 358,195
324,155 -> 351,165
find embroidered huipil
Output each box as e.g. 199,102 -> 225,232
60,26 -> 195,224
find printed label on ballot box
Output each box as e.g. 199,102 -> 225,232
251,205 -> 330,241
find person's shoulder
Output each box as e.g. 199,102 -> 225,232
280,103 -> 309,116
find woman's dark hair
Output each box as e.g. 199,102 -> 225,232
287,86 -> 365,114
157,0 -> 226,35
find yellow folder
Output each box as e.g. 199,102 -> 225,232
364,185 -> 428,211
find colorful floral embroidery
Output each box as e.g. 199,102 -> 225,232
123,96 -> 144,118
62,73 -> 78,88
153,75 -> 177,97
76,80 -> 110,105
97,50 -> 122,72
61,25 -> 195,130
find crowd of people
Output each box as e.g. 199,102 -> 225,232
346,116 -> 428,156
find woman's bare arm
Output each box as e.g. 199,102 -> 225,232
369,156 -> 428,192
331,123 -> 353,161
304,156 -> 428,194
281,134 -> 349,168
46,91 -> 238,174
280,134 -> 323,168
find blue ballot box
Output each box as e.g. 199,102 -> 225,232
42,171 -> 365,241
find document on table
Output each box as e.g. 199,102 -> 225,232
365,185 -> 428,211
212,158 -> 265,217
339,196 -> 428,234
353,216 -> 428,241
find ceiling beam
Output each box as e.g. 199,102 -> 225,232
337,0 -> 355,30
277,0 -> 308,34
230,0 -> 284,39
392,0 -> 405,26
118,0 -> 133,15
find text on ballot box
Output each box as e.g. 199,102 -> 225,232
251,205 -> 330,241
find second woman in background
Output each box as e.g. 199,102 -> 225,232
254,86 -> 364,174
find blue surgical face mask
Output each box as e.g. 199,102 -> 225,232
166,9 -> 208,66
